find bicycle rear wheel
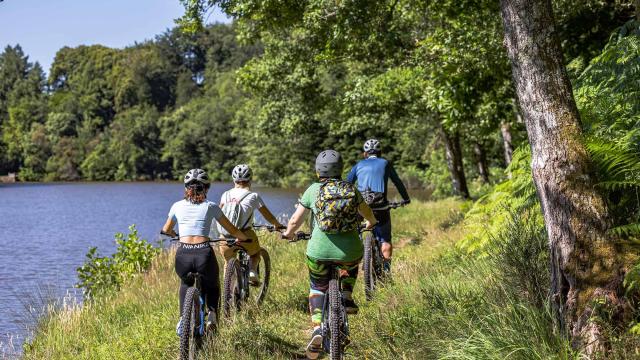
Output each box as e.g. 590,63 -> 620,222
362,232 -> 376,301
327,278 -> 345,360
251,248 -> 271,305
223,258 -> 242,317
179,287 -> 201,360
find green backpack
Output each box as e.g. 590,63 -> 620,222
314,180 -> 360,234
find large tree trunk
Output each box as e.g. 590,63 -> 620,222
500,121 -> 514,166
440,126 -> 470,199
473,141 -> 490,184
500,0 -> 626,355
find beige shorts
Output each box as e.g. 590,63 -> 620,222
218,228 -> 261,260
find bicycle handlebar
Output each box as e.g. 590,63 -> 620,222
252,224 -> 286,232
253,224 -> 309,242
160,231 -> 179,241
387,200 -> 409,209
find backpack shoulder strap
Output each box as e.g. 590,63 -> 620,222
237,189 -> 253,203
237,190 -> 255,230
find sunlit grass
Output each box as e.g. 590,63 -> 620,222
23,199 -> 573,359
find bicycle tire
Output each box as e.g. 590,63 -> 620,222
362,232 -> 376,301
223,258 -> 242,317
179,286 -> 200,360
254,248 -> 271,305
328,278 -> 344,360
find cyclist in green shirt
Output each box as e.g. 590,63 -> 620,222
282,150 -> 377,359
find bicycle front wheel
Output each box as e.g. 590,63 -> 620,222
327,278 -> 345,360
223,258 -> 242,317
179,287 -> 201,360
362,232 -> 376,301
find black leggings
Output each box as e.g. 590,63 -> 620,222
175,243 -> 220,316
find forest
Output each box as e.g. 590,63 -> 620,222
6,0 -> 640,356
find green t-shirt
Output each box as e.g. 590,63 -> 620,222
299,182 -> 364,262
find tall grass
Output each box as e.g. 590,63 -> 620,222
23,199 -> 574,359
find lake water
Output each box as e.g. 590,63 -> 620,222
0,182 -> 301,354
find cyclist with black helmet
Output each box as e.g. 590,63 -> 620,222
282,150 -> 378,359
217,164 -> 285,285
347,139 -> 411,273
162,168 -> 249,336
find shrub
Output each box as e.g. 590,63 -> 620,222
76,225 -> 159,299
490,210 -> 550,307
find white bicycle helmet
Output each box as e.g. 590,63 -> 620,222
363,139 -> 381,154
232,164 -> 252,182
184,168 -> 210,185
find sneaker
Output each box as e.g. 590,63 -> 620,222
176,317 -> 182,336
249,271 -> 261,286
344,299 -> 359,315
205,311 -> 217,333
305,326 -> 323,359
383,259 -> 392,273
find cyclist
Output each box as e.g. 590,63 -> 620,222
217,164 -> 285,285
282,150 -> 378,359
347,139 -> 411,273
161,168 -> 249,336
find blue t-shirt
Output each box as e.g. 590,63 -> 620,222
347,156 -> 410,203
168,199 -> 224,238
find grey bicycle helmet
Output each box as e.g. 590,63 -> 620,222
315,150 -> 343,178
232,164 -> 252,182
363,139 -> 381,154
184,168 -> 210,185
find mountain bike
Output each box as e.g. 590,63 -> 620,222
284,231 -> 350,359
215,237 -> 270,317
361,201 -> 407,301
161,232 -> 214,360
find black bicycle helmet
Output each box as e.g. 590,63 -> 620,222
315,150 -> 343,178
184,168 -> 210,185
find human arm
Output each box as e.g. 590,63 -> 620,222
161,218 -> 177,237
258,206 -> 285,229
346,164 -> 357,184
358,202 -> 378,230
217,216 -> 249,241
388,162 -> 411,203
282,204 -> 309,239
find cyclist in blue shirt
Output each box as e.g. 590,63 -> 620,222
347,139 -> 410,273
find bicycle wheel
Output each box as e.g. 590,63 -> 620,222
362,232 -> 376,301
328,278 -> 345,360
179,287 -> 201,360
251,248 -> 271,305
223,258 -> 242,317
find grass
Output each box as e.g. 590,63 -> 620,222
23,199 -> 574,359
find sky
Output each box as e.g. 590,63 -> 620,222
0,0 -> 229,73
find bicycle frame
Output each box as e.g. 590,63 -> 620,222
191,274 -> 206,336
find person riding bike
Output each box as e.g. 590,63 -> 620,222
217,164 -> 285,285
347,139 -> 411,273
161,168 -> 249,336
282,150 -> 378,359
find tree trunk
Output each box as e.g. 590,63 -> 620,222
500,0 -> 626,355
635,0 -> 640,21
500,121 -> 514,167
473,141 -> 490,184
440,126 -> 470,199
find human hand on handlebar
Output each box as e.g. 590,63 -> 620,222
363,219 -> 377,230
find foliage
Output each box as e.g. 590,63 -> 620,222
76,225 -> 159,299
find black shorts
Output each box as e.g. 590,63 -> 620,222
372,209 -> 392,244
